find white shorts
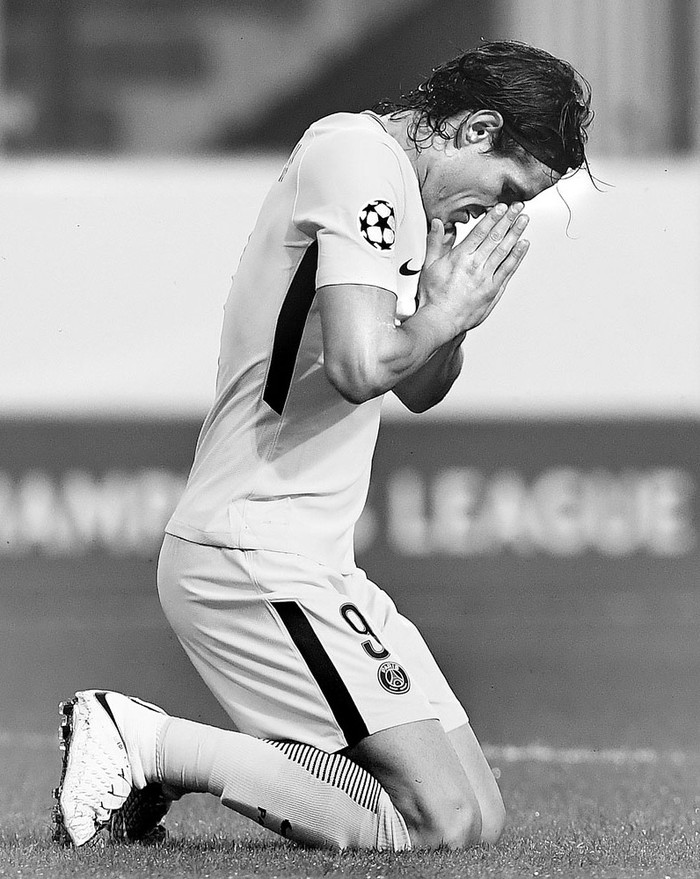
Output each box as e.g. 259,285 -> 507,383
157,534 -> 468,753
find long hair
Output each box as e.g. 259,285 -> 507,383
373,41 -> 593,176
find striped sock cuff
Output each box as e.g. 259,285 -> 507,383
265,740 -> 381,813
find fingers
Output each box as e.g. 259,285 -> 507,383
492,236 -> 530,286
416,204 -> 530,334
483,210 -> 529,273
472,241 -> 530,327
424,218 -> 457,266
461,202 -> 526,258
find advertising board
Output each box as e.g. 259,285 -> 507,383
2,418 -> 697,747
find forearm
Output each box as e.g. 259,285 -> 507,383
392,331 -> 466,412
323,297 -> 463,404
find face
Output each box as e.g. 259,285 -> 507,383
417,134 -> 560,231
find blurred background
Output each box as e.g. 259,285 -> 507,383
1,0 -> 699,754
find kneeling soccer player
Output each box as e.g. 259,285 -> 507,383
54,40 -> 592,850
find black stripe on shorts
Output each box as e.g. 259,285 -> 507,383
272,599 -> 369,748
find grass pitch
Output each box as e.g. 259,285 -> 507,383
2,738 -> 700,878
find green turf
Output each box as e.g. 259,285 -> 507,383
2,741 -> 700,878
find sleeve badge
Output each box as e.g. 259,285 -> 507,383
358,200 -> 396,251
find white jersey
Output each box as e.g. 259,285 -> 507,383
166,112 -> 427,572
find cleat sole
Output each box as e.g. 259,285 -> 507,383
52,698 -> 77,846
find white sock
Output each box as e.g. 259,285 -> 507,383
101,692 -> 164,790
153,716 -> 411,850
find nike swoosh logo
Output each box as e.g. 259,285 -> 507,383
399,260 -> 422,276
95,691 -> 127,747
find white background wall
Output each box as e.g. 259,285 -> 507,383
1,157 -> 698,420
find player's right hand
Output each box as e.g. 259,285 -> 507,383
417,203 -> 530,336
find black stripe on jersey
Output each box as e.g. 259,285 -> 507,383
271,599 -> 370,747
263,239 -> 319,415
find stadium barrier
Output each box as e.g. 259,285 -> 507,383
2,417 -> 698,748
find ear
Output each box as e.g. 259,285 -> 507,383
457,110 -> 504,147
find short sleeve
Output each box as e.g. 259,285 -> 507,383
293,128 -> 406,295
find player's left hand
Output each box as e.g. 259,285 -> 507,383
417,203 -> 530,336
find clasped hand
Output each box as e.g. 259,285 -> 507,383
417,202 -> 530,335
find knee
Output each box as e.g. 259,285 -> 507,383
399,787 -> 483,849
398,783 -> 506,848
479,793 -> 506,845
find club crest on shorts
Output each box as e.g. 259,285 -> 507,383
377,661 -> 411,694
358,200 -> 396,251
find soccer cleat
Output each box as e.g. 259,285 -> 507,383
106,783 -> 170,844
53,690 -> 171,846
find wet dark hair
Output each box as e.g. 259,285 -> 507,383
373,40 -> 593,177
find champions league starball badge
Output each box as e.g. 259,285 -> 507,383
377,661 -> 411,694
358,200 -> 396,251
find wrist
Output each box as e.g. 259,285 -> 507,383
408,301 -> 463,348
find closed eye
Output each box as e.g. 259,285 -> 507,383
500,185 -> 526,205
